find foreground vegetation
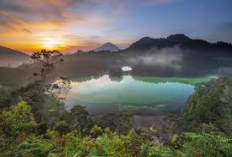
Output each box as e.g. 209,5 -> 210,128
0,50 -> 232,157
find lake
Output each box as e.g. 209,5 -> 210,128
65,74 -> 217,116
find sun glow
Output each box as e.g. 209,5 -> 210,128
42,38 -> 63,50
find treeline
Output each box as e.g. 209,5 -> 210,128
0,50 -> 232,157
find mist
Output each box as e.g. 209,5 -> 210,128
127,46 -> 184,71
0,56 -> 31,67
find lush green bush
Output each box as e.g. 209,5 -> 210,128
14,136 -> 54,157
180,78 -> 232,136
0,99 -> 37,136
179,132 -> 232,157
141,143 -> 176,157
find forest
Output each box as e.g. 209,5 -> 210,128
0,50 -> 232,157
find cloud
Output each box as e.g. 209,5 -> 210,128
22,28 -> 32,34
0,0 -> 81,33
0,0 -> 76,14
0,0 -> 117,36
0,0 -> 179,52
0,0 -> 176,32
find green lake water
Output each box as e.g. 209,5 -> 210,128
65,75 -> 217,115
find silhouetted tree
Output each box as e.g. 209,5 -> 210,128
31,49 -> 63,83
18,50 -> 69,123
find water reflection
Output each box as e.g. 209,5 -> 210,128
64,75 -> 216,115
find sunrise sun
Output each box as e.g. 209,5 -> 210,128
42,38 -> 63,50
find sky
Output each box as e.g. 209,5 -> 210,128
0,0 -> 232,53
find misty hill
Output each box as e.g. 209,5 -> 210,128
94,42 -> 120,52
126,34 -> 232,57
0,46 -> 30,67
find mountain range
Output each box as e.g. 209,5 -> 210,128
126,34 -> 232,52
1,34 -> 232,67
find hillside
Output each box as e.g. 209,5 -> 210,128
0,46 -> 30,67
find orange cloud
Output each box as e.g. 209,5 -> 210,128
0,0 -> 134,53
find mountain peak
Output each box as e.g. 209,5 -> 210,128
94,42 -> 120,52
139,37 -> 154,41
103,42 -> 115,46
167,34 -> 191,42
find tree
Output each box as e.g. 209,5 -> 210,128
90,125 -> 103,138
0,86 -> 11,109
31,49 -> 63,84
0,99 -> 37,151
18,50 -> 69,124
0,99 -> 37,137
122,131 -> 144,157
95,112 -> 134,135
66,105 -> 94,135
18,84 -> 67,125
180,78 -> 232,136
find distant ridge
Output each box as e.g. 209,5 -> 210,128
0,46 -> 29,67
94,42 -> 120,52
0,46 -> 28,56
126,34 -> 232,52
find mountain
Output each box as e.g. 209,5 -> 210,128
167,34 -> 191,42
0,46 -> 30,67
94,42 -> 120,52
126,34 -> 232,55
127,37 -> 175,51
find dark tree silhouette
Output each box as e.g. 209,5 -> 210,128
18,49 -> 70,123
31,49 -> 63,83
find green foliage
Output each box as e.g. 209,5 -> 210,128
0,99 -> 37,153
90,125 -> 103,138
18,82 -> 68,125
93,133 -> 129,157
0,86 -> 20,110
14,136 -> 54,157
12,130 -> 64,157
180,78 -> 232,136
95,112 -> 134,135
16,50 -> 69,125
0,86 -> 10,109
0,99 -> 37,137
141,143 -> 176,157
67,105 -> 94,135
122,130 -> 144,156
1,77 -> 232,156
64,130 -> 144,157
64,133 -> 94,157
179,132 -> 232,157
38,96 -> 67,126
